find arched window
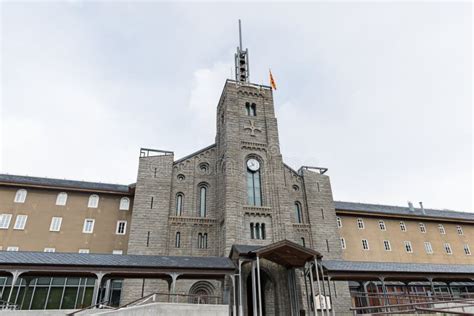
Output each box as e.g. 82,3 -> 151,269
301,237 -> 306,247
245,102 -> 257,116
175,232 -> 181,248
56,192 -> 68,206
14,189 -> 27,203
198,185 -> 207,217
119,197 -> 130,210
255,223 -> 261,239
203,233 -> 208,249
250,223 -> 255,239
261,223 -> 266,239
247,160 -> 262,206
176,193 -> 184,216
295,202 -> 303,223
88,194 -> 99,208
198,233 -> 208,249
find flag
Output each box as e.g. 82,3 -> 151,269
269,70 -> 277,90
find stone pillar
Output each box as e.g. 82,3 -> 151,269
92,272 -> 105,307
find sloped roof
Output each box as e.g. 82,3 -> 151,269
0,251 -> 235,270
323,260 -> 474,274
335,201 -> 474,221
0,174 -> 132,195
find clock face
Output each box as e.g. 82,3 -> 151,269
247,159 -> 260,171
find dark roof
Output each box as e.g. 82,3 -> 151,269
0,174 -> 131,194
0,251 -> 235,270
231,244 -> 261,256
323,260 -> 474,274
334,201 -> 474,221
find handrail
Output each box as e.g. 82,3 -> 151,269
115,292 -> 222,310
66,300 -> 110,316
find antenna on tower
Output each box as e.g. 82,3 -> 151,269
235,19 -> 249,83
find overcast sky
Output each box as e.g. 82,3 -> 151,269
1,2 -> 472,212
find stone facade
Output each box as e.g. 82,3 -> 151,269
125,79 -> 352,314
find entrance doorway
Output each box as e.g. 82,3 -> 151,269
246,270 -> 275,316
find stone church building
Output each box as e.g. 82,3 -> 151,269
0,26 -> 472,315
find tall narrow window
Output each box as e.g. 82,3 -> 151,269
357,218 -> 365,229
119,197 -> 130,210
404,241 -> 413,253
464,244 -> 471,255
400,221 -> 407,232
424,242 -> 433,254
88,194 -> 99,208
116,221 -> 127,235
261,223 -> 266,240
340,237 -> 346,249
198,233 -> 202,248
56,192 -> 68,206
0,214 -> 12,229
457,225 -> 464,235
336,217 -> 342,228
383,240 -> 391,251
419,223 -> 426,233
83,219 -> 95,233
361,239 -> 369,250
378,220 -> 386,231
295,202 -> 303,223
245,102 -> 257,116
250,223 -> 255,239
49,217 -> 63,232
203,233 -> 208,248
444,243 -> 452,255
14,189 -> 27,203
255,223 -> 261,239
301,237 -> 306,247
247,159 -> 262,206
438,224 -> 446,234
175,232 -> 181,248
199,186 -> 207,217
176,193 -> 184,216
14,215 -> 28,230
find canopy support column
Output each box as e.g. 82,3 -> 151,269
6,270 -> 25,307
309,260 -> 319,316
251,261 -> 258,316
238,260 -> 243,316
256,256 -> 262,316
92,272 -> 105,307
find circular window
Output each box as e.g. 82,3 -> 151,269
293,185 -> 300,191
177,174 -> 185,181
198,162 -> 210,174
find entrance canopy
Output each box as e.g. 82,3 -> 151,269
230,239 -> 322,268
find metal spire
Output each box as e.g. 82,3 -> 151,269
235,19 -> 249,83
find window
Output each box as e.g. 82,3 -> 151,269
176,193 -> 184,216
419,223 -> 426,233
49,217 -> 63,232
295,202 -> 303,223
83,219 -> 95,233
250,222 -> 266,240
404,241 -> 413,253
44,248 -> 55,253
14,189 -> 27,203
7,246 -> 19,251
56,192 -> 68,206
198,233 -> 208,249
112,250 -> 123,255
119,197 -> 130,210
424,242 -> 433,254
379,220 -> 386,231
444,243 -> 452,255
78,249 -> 90,254
116,221 -> 127,235
247,161 -> 262,206
464,244 -> 471,255
88,194 -> 99,208
175,232 -> 181,248
357,218 -> 365,229
0,214 -> 12,229
198,185 -> 207,217
457,225 -> 464,235
400,221 -> 407,232
383,240 -> 391,251
14,215 -> 28,230
301,237 -> 306,247
361,239 -> 369,250
438,224 -> 446,234
245,102 -> 256,116
340,237 -> 346,249
336,217 -> 342,228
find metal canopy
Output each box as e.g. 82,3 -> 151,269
232,240 -> 322,268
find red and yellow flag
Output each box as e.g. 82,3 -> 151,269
269,69 -> 277,90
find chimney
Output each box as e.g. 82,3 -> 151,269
419,201 -> 425,214
408,201 -> 415,212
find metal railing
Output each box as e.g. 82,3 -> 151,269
350,291 -> 474,315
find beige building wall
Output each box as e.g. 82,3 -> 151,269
0,186 -> 132,254
337,212 -> 474,265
